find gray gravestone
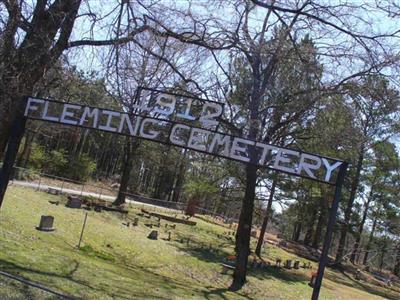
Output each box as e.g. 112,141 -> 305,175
36,215 -> 55,231
47,188 -> 60,195
132,218 -> 139,226
66,196 -> 82,208
147,230 -> 158,240
284,259 -> 292,269
294,261 -> 300,269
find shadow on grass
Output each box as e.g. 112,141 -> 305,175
171,235 -> 234,265
0,258 -> 176,300
325,269 -> 399,300
175,239 -> 309,282
249,266 -> 309,284
202,287 -> 257,300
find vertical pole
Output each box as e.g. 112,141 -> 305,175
77,212 -> 88,250
311,162 -> 348,300
0,98 -> 27,209
37,175 -> 42,191
61,179 -> 65,194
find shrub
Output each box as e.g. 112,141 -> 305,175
66,154 -> 96,181
29,143 -> 46,170
43,149 -> 68,176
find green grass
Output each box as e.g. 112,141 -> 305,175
0,186 -> 398,300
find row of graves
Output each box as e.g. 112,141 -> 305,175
42,187 -> 198,244
41,186 -> 317,284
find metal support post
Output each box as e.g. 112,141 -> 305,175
311,162 -> 348,300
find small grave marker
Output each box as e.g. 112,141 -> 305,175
36,215 -> 55,231
276,258 -> 282,267
284,259 -> 293,269
47,188 -> 60,195
147,230 -> 158,240
294,261 -> 300,269
132,218 -> 139,226
66,196 -> 82,209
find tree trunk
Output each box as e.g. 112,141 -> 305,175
17,129 -> 36,168
255,176 -> 277,256
229,163 -> 257,291
0,1 -> 82,157
335,149 -> 364,263
312,196 -> 327,249
304,205 -> 317,246
350,190 -> 373,264
113,137 -> 138,206
379,242 -> 387,271
393,243 -> 400,276
292,222 -> 302,242
363,217 -> 377,265
172,150 -> 187,203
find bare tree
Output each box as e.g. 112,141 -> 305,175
142,0 -> 400,290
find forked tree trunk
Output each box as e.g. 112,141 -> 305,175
0,1 -> 82,157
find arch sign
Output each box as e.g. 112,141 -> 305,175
23,88 -> 343,184
0,88 -> 348,300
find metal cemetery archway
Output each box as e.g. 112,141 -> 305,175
0,90 -> 348,300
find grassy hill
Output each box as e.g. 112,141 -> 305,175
0,186 -> 398,300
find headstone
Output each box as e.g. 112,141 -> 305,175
147,230 -> 158,240
276,258 -> 282,267
355,268 -> 362,280
36,215 -> 55,231
66,196 -> 82,209
294,261 -> 300,269
94,206 -> 102,212
132,218 -> 139,226
47,188 -> 60,195
284,259 -> 292,269
167,232 -> 171,241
